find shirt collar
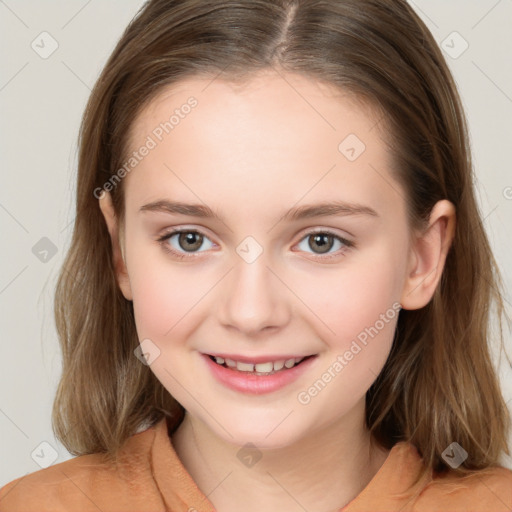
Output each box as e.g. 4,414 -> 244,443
150,416 -> 432,511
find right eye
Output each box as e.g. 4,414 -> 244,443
157,229 -> 215,258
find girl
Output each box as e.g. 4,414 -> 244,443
1,0 -> 511,510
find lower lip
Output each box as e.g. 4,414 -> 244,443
201,354 -> 317,395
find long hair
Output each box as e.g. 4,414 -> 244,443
52,0 -> 511,483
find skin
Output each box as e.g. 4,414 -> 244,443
99,69 -> 455,512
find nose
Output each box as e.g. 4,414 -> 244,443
217,253 -> 291,337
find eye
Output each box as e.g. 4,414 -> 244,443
157,229 -> 215,258
157,228 -> 354,261
295,230 -> 354,259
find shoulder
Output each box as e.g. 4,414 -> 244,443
0,452 -> 112,511
0,425 -> 163,512
413,465 -> 512,511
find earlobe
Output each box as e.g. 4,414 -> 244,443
98,192 -> 133,301
400,200 -> 456,310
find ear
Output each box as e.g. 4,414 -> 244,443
400,199 -> 456,310
98,191 -> 133,301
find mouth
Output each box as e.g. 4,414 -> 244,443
206,354 -> 315,376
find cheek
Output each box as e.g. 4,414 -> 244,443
127,243 -> 208,340
289,244 -> 404,397
131,275 -> 174,338
296,247 -> 404,343
295,276 -> 399,415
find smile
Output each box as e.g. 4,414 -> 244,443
208,355 -> 311,375
202,353 -> 318,394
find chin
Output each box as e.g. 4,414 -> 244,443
211,417 -> 308,451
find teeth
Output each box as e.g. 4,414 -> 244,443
236,361 -> 255,372
254,362 -> 273,373
273,360 -> 285,371
213,355 -> 307,373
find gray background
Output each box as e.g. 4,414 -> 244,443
1,0 -> 511,486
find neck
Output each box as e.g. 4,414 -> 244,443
172,399 -> 389,512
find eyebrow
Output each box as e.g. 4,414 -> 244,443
139,199 -> 379,221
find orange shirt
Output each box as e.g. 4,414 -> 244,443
1,416 -> 511,511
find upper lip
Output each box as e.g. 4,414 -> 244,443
203,353 -> 316,364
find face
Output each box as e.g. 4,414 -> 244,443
104,70 -> 418,449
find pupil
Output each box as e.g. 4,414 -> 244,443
310,233 -> 332,254
179,232 -> 203,252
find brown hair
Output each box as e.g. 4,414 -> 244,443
52,0 -> 511,485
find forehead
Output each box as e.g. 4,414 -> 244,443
131,70 -> 380,147
122,70 -> 403,222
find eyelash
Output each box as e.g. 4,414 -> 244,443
156,228 -> 355,261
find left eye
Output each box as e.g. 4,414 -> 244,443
296,231 -> 352,256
